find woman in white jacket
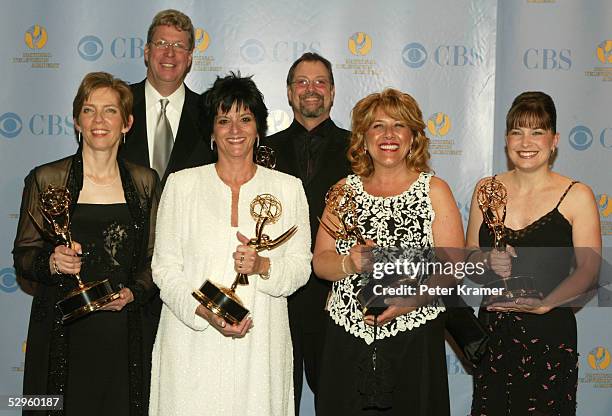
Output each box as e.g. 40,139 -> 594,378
149,73 -> 311,416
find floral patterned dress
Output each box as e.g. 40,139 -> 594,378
471,182 -> 579,416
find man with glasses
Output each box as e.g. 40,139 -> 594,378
121,9 -> 213,187
263,52 -> 351,414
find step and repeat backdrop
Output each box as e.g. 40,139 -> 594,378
0,1 -> 609,415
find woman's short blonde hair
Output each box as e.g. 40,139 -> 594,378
348,88 -> 430,177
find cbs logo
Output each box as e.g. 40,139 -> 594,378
0,113 -> 23,139
402,43 -> 427,68
523,48 -> 571,70
402,43 -> 483,68
568,125 -> 612,151
240,39 -> 321,64
0,268 -> 18,293
77,36 -> 104,61
77,35 -> 145,61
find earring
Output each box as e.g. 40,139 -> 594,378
407,147 -> 413,160
210,137 -> 215,151
363,146 -> 368,154
78,131 -> 81,144
122,133 -> 126,145
256,135 -> 260,148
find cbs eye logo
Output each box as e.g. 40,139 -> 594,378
568,126 -> 593,151
402,42 -> 427,68
0,268 -> 18,293
0,113 -> 23,139
240,39 -> 266,64
568,125 -> 612,151
77,35 -> 104,61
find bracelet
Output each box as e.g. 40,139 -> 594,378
259,259 -> 271,280
341,255 -> 352,276
52,256 -> 60,275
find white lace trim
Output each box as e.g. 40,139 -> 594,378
328,173 -> 444,344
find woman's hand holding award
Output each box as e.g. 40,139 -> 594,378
319,184 -> 366,246
319,184 -> 390,316
30,184 -> 120,323
193,194 -> 297,324
477,177 -> 543,305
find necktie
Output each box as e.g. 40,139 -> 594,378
152,98 -> 173,179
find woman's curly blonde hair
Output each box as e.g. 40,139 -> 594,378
348,88 -> 431,177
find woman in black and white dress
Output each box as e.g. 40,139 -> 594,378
313,88 -> 464,416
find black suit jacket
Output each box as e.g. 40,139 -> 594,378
263,118 -> 351,332
121,80 -> 213,187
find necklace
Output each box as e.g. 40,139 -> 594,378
85,173 -> 119,187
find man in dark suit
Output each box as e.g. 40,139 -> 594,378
119,12 -> 213,389
121,9 -> 213,186
263,53 -> 351,414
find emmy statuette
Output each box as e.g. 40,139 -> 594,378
477,177 -> 543,305
193,194 -> 297,324
29,185 -> 120,323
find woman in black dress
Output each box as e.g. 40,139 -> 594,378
466,91 -> 601,415
13,72 -> 160,416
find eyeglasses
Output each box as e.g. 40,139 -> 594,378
150,39 -> 191,53
290,78 -> 330,89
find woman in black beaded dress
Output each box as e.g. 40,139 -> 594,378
13,72 -> 160,416
466,92 -> 601,416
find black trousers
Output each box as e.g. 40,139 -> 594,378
290,309 -> 327,415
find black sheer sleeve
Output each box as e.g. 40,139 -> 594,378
12,168 -> 63,285
122,161 -> 161,307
